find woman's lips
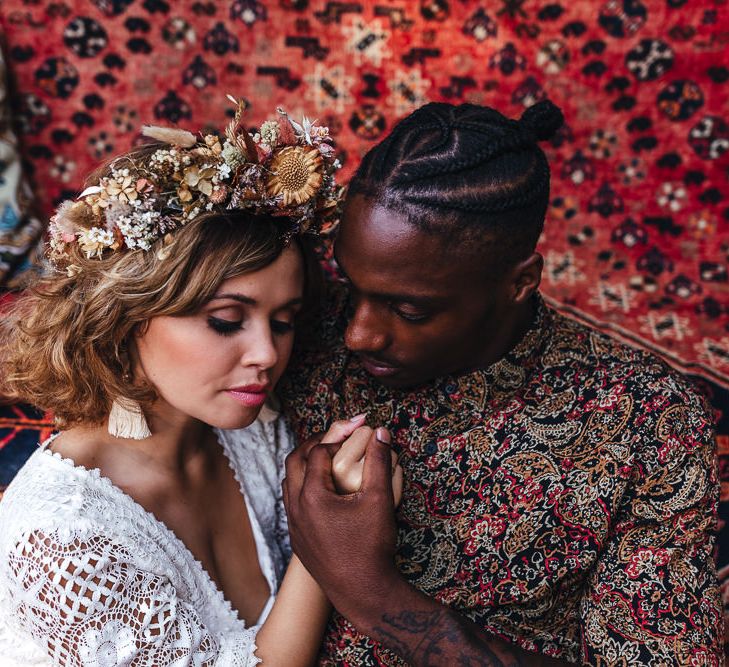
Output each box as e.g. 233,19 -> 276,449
227,385 -> 268,407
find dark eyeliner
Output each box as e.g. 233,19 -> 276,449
207,316 -> 242,336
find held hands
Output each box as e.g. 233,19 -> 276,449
331,421 -> 403,506
282,416 -> 403,616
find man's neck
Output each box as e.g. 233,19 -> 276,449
470,295 -> 538,374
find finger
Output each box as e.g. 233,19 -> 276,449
332,426 -> 373,472
391,463 -> 404,507
297,432 -> 325,458
284,447 -> 308,498
320,414 -> 368,445
361,428 -> 395,497
303,442 -> 339,495
321,442 -> 343,462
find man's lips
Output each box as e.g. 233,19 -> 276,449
226,384 -> 269,407
358,355 -> 401,378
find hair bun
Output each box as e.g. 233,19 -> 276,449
519,100 -> 564,142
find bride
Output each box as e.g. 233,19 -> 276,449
0,101 -> 401,666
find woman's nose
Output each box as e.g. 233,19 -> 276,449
241,322 -> 278,370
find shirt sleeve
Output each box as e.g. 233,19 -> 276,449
578,390 -> 723,664
4,527 -> 261,667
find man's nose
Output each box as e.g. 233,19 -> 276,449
344,300 -> 389,353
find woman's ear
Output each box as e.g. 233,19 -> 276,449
123,330 -> 146,383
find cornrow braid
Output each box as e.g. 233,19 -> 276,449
392,125 -> 539,184
348,99 -> 564,268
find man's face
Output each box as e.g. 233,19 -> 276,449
334,194 -> 518,389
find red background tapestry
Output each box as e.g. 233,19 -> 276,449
1,0 -> 728,653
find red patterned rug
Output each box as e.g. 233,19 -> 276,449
1,0 -> 726,385
1,0 -> 728,653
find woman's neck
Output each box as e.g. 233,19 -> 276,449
53,409 -> 214,490
135,408 -> 212,474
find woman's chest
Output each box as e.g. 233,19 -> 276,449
147,468 -> 271,627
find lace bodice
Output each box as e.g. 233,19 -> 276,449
0,409 -> 294,666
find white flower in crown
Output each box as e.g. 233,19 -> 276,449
77,227 -> 117,259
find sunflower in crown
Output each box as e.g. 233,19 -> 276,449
48,96 -> 342,275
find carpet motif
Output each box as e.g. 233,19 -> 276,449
0,0 -> 726,386
0,0 -> 727,656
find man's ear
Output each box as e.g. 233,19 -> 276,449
511,252 -> 542,303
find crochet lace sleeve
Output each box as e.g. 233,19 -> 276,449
5,527 -> 261,667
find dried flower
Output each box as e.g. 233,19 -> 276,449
77,227 -> 117,258
156,233 -> 176,261
105,173 -> 139,203
50,99 -> 341,272
267,145 -> 323,206
51,200 -> 97,242
204,134 -> 223,155
142,125 -> 197,147
275,108 -> 300,145
115,207 -> 162,250
184,164 -> 217,196
209,185 -> 229,204
221,141 -> 245,169
259,120 -> 280,147
177,184 -> 193,203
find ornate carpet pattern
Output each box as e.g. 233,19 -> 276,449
0,0 -> 728,655
0,0 -> 726,385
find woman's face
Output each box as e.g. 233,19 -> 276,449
134,245 -> 304,430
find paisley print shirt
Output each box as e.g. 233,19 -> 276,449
281,290 -> 722,666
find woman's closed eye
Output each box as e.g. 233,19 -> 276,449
208,315 -> 242,336
207,315 -> 295,337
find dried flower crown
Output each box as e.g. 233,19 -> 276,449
49,96 -> 342,275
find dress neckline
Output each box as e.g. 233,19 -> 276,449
39,427 -> 273,631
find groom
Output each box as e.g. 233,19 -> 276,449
281,100 -> 721,665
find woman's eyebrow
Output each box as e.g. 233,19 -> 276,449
210,294 -> 304,309
210,293 -> 257,305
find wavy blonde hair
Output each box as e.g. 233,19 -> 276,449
1,210 -> 317,428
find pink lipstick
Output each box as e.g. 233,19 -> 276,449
227,384 -> 269,407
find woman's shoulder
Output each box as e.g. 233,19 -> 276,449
0,437 -> 125,553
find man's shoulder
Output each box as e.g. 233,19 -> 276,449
545,304 -> 710,412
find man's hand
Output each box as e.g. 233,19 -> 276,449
284,427 -> 570,667
283,426 -> 401,615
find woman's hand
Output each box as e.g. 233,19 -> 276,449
331,426 -> 403,506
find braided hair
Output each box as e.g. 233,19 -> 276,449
347,99 -> 564,268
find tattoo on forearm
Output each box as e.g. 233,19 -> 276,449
374,609 -> 520,667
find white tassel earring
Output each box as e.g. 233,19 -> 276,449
108,396 -> 152,440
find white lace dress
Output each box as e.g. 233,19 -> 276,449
0,407 -> 294,667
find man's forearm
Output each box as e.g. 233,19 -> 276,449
339,575 -> 570,667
